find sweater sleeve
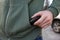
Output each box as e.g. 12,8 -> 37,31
47,0 -> 59,17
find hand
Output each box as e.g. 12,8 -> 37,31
32,10 -> 53,28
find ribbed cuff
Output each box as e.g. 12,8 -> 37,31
47,6 -> 59,17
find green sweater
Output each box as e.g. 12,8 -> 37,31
0,0 -> 59,40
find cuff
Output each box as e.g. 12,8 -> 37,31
47,6 -> 59,17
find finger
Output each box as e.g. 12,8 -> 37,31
42,25 -> 50,29
34,15 -> 46,25
41,21 -> 51,28
40,17 -> 51,26
37,22 -> 50,28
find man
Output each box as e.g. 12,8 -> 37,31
0,0 -> 59,40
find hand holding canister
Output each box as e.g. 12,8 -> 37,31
29,10 -> 53,28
